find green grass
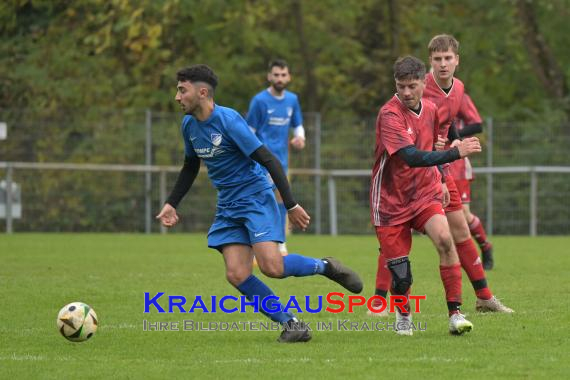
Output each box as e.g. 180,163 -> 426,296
1,234 -> 568,379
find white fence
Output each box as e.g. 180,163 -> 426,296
2,161 -> 569,235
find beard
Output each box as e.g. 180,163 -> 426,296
183,101 -> 199,116
271,82 -> 287,92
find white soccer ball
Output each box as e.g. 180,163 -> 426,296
57,302 -> 98,342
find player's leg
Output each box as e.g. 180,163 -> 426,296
221,243 -> 310,343
209,200 -> 310,342
463,204 -> 494,270
209,219 -> 297,324
447,209 -> 513,313
252,241 -> 363,293
248,189 -> 363,293
375,224 -> 413,335
444,179 -> 513,313
367,249 -> 391,317
421,208 -> 473,335
447,209 -> 493,298
457,179 -> 494,270
445,177 -> 493,299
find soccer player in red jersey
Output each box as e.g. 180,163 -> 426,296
370,35 -> 512,316
450,93 -> 495,270
370,56 -> 481,335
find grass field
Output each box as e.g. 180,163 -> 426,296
1,234 -> 568,379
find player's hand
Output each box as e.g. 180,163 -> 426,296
456,137 -> 481,157
290,136 -> 306,150
156,203 -> 179,228
435,135 -> 447,151
450,139 -> 461,148
288,205 -> 311,231
441,183 -> 450,208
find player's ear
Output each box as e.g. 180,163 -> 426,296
267,72 -> 272,82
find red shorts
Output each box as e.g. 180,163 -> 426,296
453,179 -> 471,204
375,204 -> 445,260
444,176 -> 464,213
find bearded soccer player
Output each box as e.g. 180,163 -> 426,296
450,93 -> 495,269
247,59 -> 305,256
370,56 -> 481,335
157,64 -> 363,343
371,35 -> 512,315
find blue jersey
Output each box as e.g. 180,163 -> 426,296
182,105 -> 272,204
246,89 -> 303,172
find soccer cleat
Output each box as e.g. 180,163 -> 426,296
448,313 -> 473,335
482,245 -> 494,270
277,320 -> 312,343
476,296 -> 514,313
395,311 -> 413,336
322,257 -> 364,294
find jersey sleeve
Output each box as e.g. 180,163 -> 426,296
291,96 -> 303,129
458,94 -> 482,125
228,113 -> 263,157
245,97 -> 264,132
380,110 -> 414,156
181,117 -> 197,158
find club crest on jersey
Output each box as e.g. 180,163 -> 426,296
287,107 -> 293,117
211,133 -> 222,147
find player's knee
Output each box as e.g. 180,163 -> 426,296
226,268 -> 250,286
388,257 -> 413,295
430,226 -> 453,251
437,230 -> 454,253
450,224 -> 471,243
258,260 -> 284,278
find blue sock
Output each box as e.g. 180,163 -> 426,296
283,254 -> 326,277
236,275 -> 294,324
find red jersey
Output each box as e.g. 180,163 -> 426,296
450,94 -> 483,181
423,72 -> 465,176
370,95 -> 443,226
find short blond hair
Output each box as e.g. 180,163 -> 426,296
428,34 -> 459,56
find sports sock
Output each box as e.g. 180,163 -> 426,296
236,275 -> 294,324
282,254 -> 326,277
439,263 -> 462,316
374,251 -> 392,301
455,239 -> 492,300
468,215 -> 492,251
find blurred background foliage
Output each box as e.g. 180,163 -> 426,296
1,0 -> 569,234
1,0 -> 569,121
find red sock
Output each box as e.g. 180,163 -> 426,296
468,215 -> 492,251
455,239 -> 493,300
439,263 -> 462,315
390,287 -> 411,315
374,251 -> 392,297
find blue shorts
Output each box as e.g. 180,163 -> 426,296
207,189 -> 284,252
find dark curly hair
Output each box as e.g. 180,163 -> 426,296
176,64 -> 218,96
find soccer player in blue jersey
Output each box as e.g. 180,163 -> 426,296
156,64 -> 363,343
247,59 -> 305,256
